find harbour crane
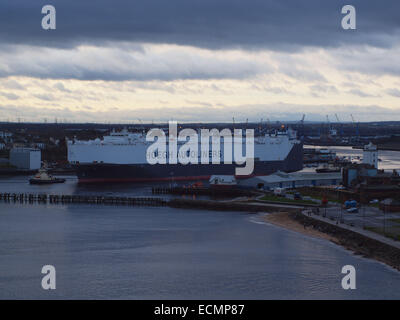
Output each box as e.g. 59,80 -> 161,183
298,114 -> 306,137
335,114 -> 344,136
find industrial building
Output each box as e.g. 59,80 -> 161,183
240,171 -> 342,189
362,142 -> 378,168
9,148 -> 41,170
342,163 -> 378,187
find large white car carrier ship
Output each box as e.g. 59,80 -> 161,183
67,128 -> 303,183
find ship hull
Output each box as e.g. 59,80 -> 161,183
29,178 -> 66,185
75,142 -> 303,183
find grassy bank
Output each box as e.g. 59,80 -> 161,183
260,194 -> 318,206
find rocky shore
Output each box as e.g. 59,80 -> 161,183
266,211 -> 400,271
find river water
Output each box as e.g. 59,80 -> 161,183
1,150 -> 400,299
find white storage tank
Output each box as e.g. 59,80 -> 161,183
9,148 -> 41,170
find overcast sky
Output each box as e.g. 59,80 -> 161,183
0,1 -> 400,123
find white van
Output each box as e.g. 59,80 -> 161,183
273,188 -> 286,197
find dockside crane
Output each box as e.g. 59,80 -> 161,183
335,114 -> 344,136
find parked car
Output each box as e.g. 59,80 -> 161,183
347,207 -> 359,213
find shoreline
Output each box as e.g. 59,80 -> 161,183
263,212 -> 340,244
264,211 -> 400,271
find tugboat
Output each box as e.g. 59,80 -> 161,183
29,168 -> 66,185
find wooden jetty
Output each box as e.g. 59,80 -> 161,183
0,193 -> 167,207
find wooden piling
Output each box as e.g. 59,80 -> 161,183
0,192 -> 167,207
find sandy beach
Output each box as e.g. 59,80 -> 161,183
263,212 -> 339,243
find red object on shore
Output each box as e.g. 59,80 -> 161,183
192,182 -> 203,188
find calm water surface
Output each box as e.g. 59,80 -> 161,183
0,203 -> 399,299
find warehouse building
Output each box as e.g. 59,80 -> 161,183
9,148 -> 41,170
240,171 -> 342,189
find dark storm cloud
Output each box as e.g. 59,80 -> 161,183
0,0 -> 399,50
0,44 -> 272,81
